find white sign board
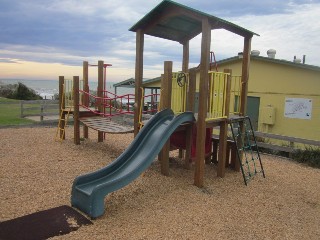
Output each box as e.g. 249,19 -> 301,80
284,98 -> 312,119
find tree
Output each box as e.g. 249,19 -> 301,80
7,82 -> 43,100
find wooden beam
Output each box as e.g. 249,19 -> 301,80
159,61 -> 173,176
194,18 -> 211,188
83,61 -> 89,139
73,76 -> 80,145
240,37 -> 252,116
134,30 -> 144,136
97,60 -> 104,142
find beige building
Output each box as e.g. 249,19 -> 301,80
214,53 -> 319,141
115,53 -> 320,141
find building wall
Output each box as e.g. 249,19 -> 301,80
218,58 -> 320,141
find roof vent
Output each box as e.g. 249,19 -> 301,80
251,50 -> 260,56
293,58 -> 301,63
294,55 -> 305,64
267,49 -> 276,58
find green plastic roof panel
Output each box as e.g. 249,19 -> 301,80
129,0 -> 259,43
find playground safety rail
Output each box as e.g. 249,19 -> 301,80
206,71 -> 229,121
171,72 -> 188,114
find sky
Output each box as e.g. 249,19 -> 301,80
0,0 -> 319,82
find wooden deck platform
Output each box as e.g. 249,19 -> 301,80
79,117 -> 134,134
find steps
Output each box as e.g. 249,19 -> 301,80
55,108 -> 71,142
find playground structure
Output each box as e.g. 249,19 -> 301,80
129,0 -> 264,187
69,0 -> 265,218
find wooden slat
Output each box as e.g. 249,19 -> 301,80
254,132 -> 320,147
80,117 -> 134,134
256,142 -> 295,153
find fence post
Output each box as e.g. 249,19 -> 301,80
289,141 -> 294,158
40,105 -> 44,121
20,101 -> 23,118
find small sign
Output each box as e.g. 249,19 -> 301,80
284,98 -> 312,119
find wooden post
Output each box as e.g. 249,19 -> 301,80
240,37 -> 251,116
216,69 -> 232,177
194,18 -> 211,188
40,105 -> 44,121
134,29 -> 144,137
20,101 -> 23,118
184,124 -> 193,169
73,76 -> 80,145
187,69 -> 196,112
83,61 -> 89,139
58,76 -> 65,139
97,60 -> 104,142
237,37 -> 252,171
179,41 -> 190,161
182,41 -> 189,72
184,69 -> 196,169
158,61 -> 173,176
217,120 -> 228,177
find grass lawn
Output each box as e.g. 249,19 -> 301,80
0,97 -> 35,126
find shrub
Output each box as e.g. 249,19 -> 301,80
6,82 -> 42,100
291,147 -> 320,168
0,83 -> 17,98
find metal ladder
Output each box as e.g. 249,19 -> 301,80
229,116 -> 266,185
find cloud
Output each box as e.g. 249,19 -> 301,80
183,0 -> 320,17
0,0 -> 320,81
0,58 -> 19,64
231,3 -> 320,64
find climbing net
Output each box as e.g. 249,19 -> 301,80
230,116 -> 265,185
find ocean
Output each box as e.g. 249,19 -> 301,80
0,79 -> 136,100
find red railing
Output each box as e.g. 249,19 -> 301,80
79,89 -> 159,117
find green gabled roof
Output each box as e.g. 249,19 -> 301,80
113,77 -> 161,88
129,0 -> 258,43
113,78 -> 135,88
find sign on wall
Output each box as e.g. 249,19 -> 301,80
284,98 -> 312,120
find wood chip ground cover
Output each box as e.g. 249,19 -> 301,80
0,127 -> 319,239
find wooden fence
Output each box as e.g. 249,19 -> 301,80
214,128 -> 320,156
254,131 -> 320,153
20,100 -> 59,121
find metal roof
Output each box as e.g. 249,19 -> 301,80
113,78 -> 135,88
129,0 -> 259,43
215,55 -> 320,72
113,77 -> 160,89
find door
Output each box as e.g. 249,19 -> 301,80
246,96 -> 260,131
